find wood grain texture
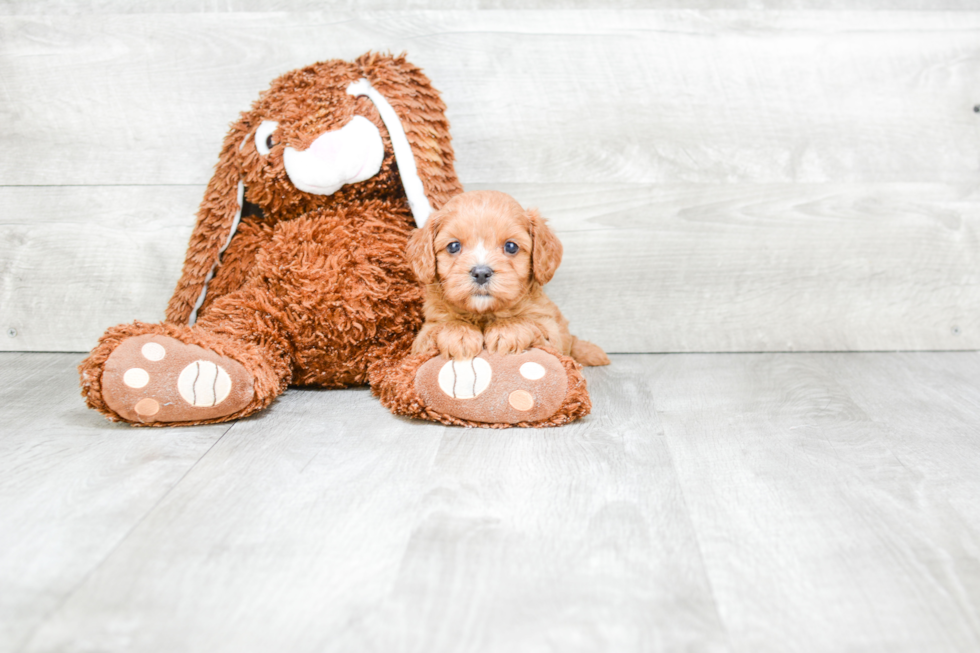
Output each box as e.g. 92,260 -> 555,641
328,358 -> 725,652
3,9 -> 978,354
17,357 -> 729,653
491,182 -> 980,353
4,0 -> 980,13
650,352 -> 980,652
3,183 -> 976,353
0,352 -> 229,653
0,186 -> 196,351
19,383 -> 448,653
830,353 -> 980,537
6,351 -> 980,652
1,11 -> 979,186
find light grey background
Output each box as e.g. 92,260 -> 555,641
3,5 -> 980,653
2,4 -> 978,352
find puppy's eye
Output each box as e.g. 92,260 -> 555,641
254,120 -> 279,156
446,241 -> 461,254
504,241 -> 519,255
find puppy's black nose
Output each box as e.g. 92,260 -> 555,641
470,265 -> 494,286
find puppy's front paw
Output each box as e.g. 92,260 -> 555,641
485,323 -> 536,355
436,324 -> 484,360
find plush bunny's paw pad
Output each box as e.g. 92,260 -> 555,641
101,335 -> 254,424
414,348 -> 568,425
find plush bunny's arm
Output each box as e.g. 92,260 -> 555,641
165,124 -> 249,324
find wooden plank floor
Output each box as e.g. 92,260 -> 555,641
2,351 -> 979,652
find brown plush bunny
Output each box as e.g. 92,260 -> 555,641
79,53 -> 592,428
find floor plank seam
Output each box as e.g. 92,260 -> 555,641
13,421 -> 239,653
653,408 -> 735,652
382,424 -> 453,605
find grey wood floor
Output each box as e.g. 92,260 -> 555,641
2,351 -> 979,652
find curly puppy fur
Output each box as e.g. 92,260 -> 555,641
80,53 -> 462,425
406,190 -> 611,366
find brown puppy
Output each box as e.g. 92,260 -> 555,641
407,190 -> 610,366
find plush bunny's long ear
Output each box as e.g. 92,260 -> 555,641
350,53 -> 463,225
166,118 -> 252,325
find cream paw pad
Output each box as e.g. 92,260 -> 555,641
414,348 -> 568,424
101,335 -> 254,424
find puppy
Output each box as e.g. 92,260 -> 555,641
407,190 -> 610,366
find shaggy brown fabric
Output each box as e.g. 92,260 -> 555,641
79,52 -> 594,429
165,53 -> 460,325
81,53 -> 459,427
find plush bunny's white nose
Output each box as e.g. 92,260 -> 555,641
282,115 -> 385,195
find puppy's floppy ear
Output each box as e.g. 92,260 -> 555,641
528,208 -> 563,285
406,210 -> 440,284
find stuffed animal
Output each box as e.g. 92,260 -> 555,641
79,53 -> 592,428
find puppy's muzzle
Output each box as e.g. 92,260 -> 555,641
470,265 -> 494,286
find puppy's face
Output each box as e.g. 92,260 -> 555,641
408,190 -> 562,314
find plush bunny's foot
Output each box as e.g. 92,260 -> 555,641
101,334 -> 254,424
416,349 -> 568,424
372,347 -> 591,428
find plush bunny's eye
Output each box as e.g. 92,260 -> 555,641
254,120 -> 279,156
504,241 -> 519,255
446,241 -> 461,254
